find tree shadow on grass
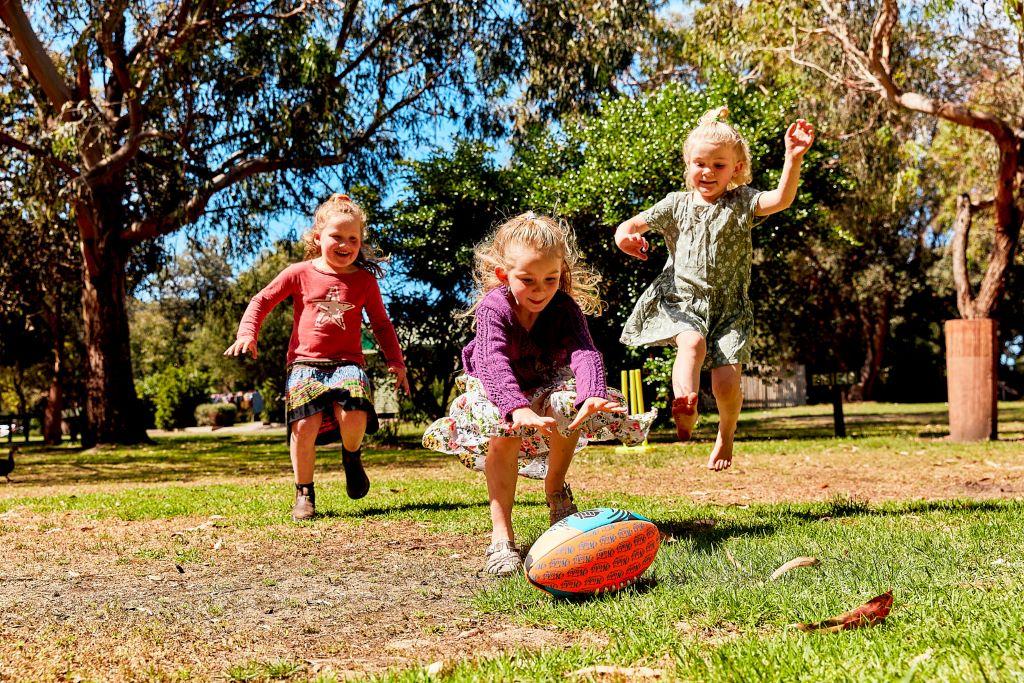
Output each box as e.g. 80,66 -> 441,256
654,518 -> 777,554
785,496 -> 1024,522
330,500 -> 489,518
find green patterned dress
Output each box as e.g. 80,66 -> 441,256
620,185 -> 763,368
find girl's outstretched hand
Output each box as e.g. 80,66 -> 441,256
615,231 -> 649,261
224,338 -> 258,358
510,407 -> 557,436
388,365 -> 411,395
567,397 -> 628,431
785,119 -> 815,159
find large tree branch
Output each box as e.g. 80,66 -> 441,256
334,1 -> 432,83
0,0 -> 72,109
88,4 -> 144,185
124,68 -> 438,243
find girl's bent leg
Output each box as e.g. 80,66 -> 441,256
708,364 -> 742,471
673,331 -> 706,440
545,428 -> 581,524
333,405 -> 370,499
334,405 -> 368,452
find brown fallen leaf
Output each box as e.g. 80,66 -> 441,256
568,665 -> 663,680
724,548 -> 746,572
770,556 -> 820,580
796,590 -> 893,633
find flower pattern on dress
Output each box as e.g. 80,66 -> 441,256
422,373 -> 657,480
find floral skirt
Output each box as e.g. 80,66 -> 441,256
285,362 -> 378,446
422,373 -> 657,480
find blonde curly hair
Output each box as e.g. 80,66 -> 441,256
466,212 -> 603,317
683,106 -> 753,189
302,193 -> 387,278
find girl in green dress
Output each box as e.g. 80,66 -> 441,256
614,106 -> 815,471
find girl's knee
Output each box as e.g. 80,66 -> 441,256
488,436 -> 521,459
291,415 -> 320,434
336,406 -> 368,424
676,332 -> 706,355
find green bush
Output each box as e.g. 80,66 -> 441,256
137,367 -> 211,430
194,402 -> 238,427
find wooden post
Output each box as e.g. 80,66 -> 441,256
831,385 -> 846,438
945,319 -> 998,441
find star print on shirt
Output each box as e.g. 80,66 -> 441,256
311,286 -> 355,330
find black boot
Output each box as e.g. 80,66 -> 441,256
342,447 -> 370,499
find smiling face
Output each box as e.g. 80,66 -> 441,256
315,214 -> 363,273
686,140 -> 744,203
497,244 -> 563,317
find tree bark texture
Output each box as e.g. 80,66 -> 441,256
78,196 -> 149,447
944,319 -> 998,441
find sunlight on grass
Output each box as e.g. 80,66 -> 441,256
2,402 -> 1023,681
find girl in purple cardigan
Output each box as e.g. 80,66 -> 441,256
423,212 -> 656,576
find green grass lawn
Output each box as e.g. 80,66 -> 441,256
1,402 -> 1022,681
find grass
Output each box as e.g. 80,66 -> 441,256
445,498 -> 1024,682
1,401 -> 1023,681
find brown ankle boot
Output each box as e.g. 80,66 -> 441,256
546,483 -> 578,525
292,483 -> 315,521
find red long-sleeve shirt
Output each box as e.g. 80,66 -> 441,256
236,261 -> 405,368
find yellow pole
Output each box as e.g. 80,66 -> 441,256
633,368 -> 646,413
622,370 -> 630,413
620,370 -> 629,409
632,368 -> 649,446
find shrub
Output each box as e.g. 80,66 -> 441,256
194,402 -> 238,427
137,367 -> 211,430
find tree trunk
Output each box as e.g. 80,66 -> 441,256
42,297 -> 64,445
945,319 -> 998,441
850,295 -> 891,401
79,211 -> 149,447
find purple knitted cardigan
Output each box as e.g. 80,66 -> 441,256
462,287 -> 607,420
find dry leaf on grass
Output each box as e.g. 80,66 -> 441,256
770,556 -> 820,580
796,590 -> 893,633
567,665 -> 663,680
724,549 -> 746,572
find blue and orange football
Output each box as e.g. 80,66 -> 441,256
524,508 -> 661,597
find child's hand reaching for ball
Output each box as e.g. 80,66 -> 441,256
567,397 -> 628,431
223,338 -> 258,358
510,407 -> 557,435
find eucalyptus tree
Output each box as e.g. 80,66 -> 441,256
0,145 -> 82,443
0,0 -> 657,445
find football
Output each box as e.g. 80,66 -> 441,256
524,508 -> 661,597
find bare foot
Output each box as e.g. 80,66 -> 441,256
671,393 -> 699,441
707,432 -> 734,471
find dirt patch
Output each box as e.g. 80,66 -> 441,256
571,443 -> 1024,506
0,510 -> 586,681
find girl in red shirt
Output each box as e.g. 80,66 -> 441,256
225,194 -> 409,520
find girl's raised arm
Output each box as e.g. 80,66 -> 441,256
755,119 -> 815,217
